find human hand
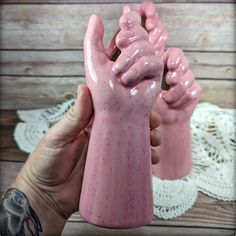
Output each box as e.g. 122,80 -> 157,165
11,85 -> 93,234
10,83 -> 161,234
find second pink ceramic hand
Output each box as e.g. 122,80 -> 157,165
79,11 -> 163,228
138,1 -> 168,57
153,48 -> 201,179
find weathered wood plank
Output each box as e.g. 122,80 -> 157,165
199,79 -> 236,108
0,76 -> 235,109
0,160 -> 235,229
187,52 -> 236,80
0,76 -> 81,109
1,50 -> 235,79
0,110 -> 28,161
0,4 -> 235,51
1,0 -> 235,4
69,193 -> 236,229
0,161 -> 24,196
0,50 -> 84,77
69,198 -> 236,229
62,222 -> 236,236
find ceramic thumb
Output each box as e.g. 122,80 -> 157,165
84,14 -> 106,56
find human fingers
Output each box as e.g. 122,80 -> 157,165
120,54 -> 163,86
150,128 -> 161,146
151,148 -> 160,164
150,111 -> 161,129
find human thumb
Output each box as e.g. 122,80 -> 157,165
47,85 -> 93,142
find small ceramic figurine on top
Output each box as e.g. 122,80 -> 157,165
79,10 -> 163,228
132,1 -> 201,179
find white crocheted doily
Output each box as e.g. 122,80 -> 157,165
189,103 -> 236,201
152,176 -> 198,219
14,101 -> 236,219
14,100 -> 75,153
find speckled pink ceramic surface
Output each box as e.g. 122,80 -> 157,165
79,11 -> 163,228
136,1 -> 201,180
136,1 -> 168,57
153,48 -> 201,179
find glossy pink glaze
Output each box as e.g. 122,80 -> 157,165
153,48 -> 201,179
79,11 -> 163,228
137,2 -> 201,179
137,1 -> 168,57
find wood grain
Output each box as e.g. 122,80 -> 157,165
1,50 -> 235,79
0,4 -> 235,51
69,194 -> 236,229
62,222 -> 236,236
1,76 -> 235,109
0,76 -> 81,109
199,79 -> 236,108
0,161 -> 24,196
0,110 -> 28,161
0,160 -> 235,230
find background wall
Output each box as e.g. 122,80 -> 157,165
0,0 -> 235,110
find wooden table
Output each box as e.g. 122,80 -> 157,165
0,110 -> 235,235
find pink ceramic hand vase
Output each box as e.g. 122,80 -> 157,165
153,48 -> 201,179
123,1 -> 168,57
79,11 -> 163,228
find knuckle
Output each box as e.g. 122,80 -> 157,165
187,87 -> 200,101
141,55 -> 149,64
174,47 -> 184,55
66,106 -> 78,123
179,81 -> 187,91
133,45 -> 144,57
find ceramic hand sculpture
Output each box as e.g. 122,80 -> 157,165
137,1 -> 168,57
124,2 -> 169,89
123,1 -> 168,57
133,1 -> 201,179
79,11 -> 163,228
153,48 -> 201,179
